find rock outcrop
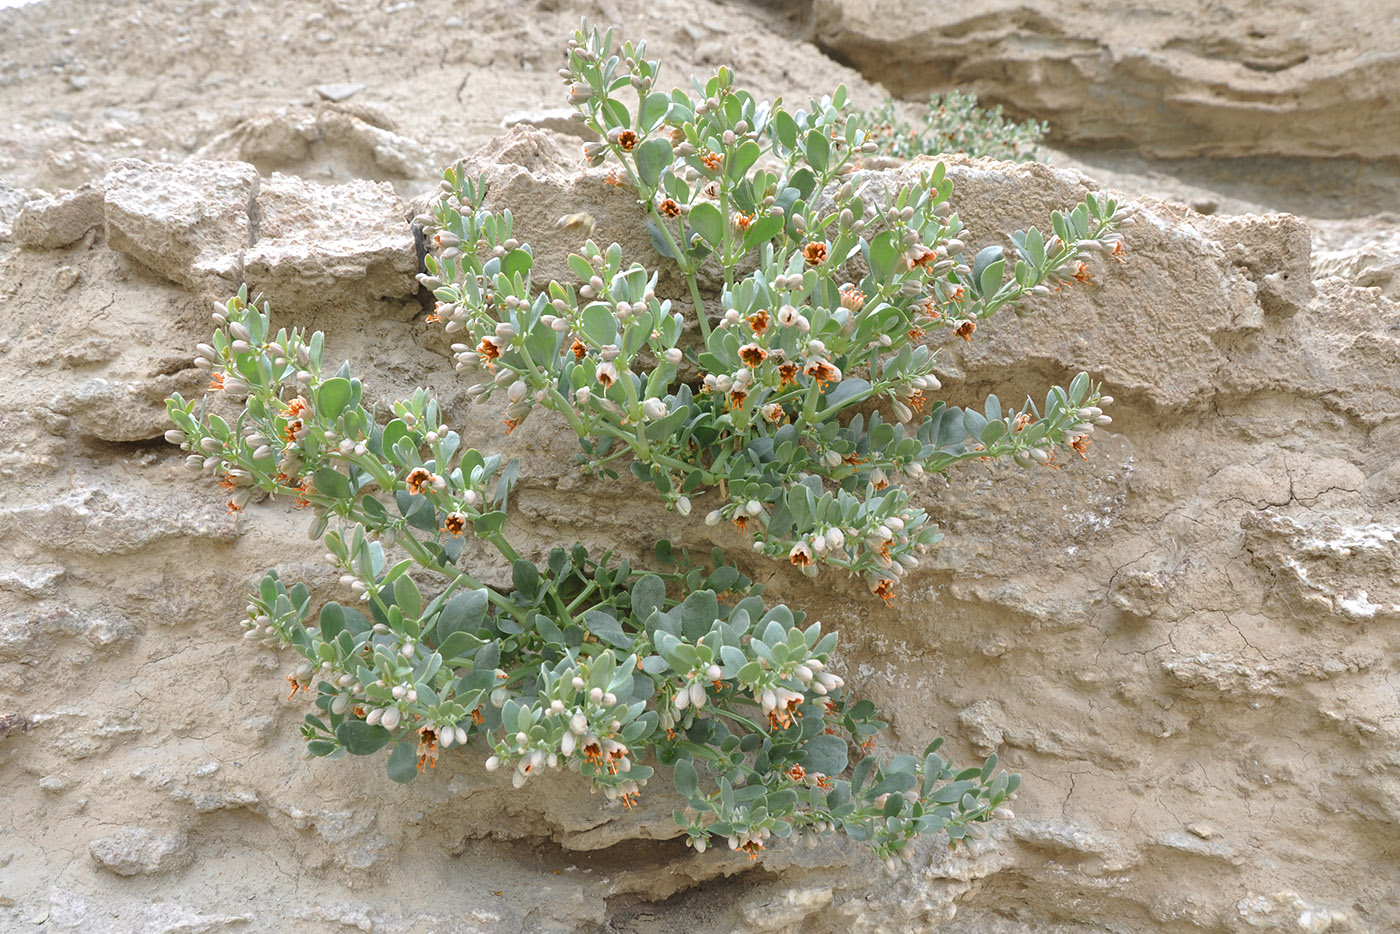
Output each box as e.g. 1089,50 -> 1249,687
3,129 -> 1396,931
804,0 -> 1400,160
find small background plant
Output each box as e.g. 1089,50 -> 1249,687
857,90 -> 1048,163
166,21 -> 1126,865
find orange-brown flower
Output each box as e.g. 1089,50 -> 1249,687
285,396 -> 309,418
405,467 -> 432,495
416,727 -> 439,772
872,579 -> 896,606
570,338 -> 587,360
1073,261 -> 1092,284
443,512 -> 466,537
955,320 -> 976,342
786,764 -> 807,782
700,149 -> 722,171
908,390 -> 927,413
737,343 -> 768,367
477,336 -> 502,361
658,198 -> 681,218
733,515 -> 749,534
1013,412 -> 1032,432
616,130 -> 638,152
732,210 -> 754,233
1070,434 -> 1092,459
803,358 -> 840,385
802,241 -> 828,266
727,389 -> 747,410
207,372 -> 225,392
839,287 -> 865,311
778,362 -> 799,385
746,310 -> 770,335
504,417 -> 521,435
1111,241 -> 1127,262
909,249 -> 937,269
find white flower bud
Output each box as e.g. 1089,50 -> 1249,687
485,755 -> 501,772
745,500 -> 763,517
575,386 -> 591,405
676,496 -> 692,516
705,510 -> 723,526
381,707 -> 401,730
664,347 -> 683,365
643,398 -> 668,421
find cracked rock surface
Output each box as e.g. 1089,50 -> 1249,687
1,0 -> 1397,932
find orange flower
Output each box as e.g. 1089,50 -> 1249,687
1070,435 -> 1091,459
477,336 -> 502,362
416,728 -> 439,771
908,390 -> 926,413
405,467 -> 432,495
1073,261 -> 1092,284
727,389 -> 747,410
955,320 -> 976,342
872,579 -> 896,606
443,512 -> 466,537
737,343 -> 768,367
616,130 -> 638,152
778,362 -> 799,385
207,372 -> 225,392
746,310 -> 770,335
786,764 -> 807,782
700,149 -> 722,171
570,339 -> 587,360
839,287 -> 865,311
658,198 -> 681,218
732,210 -> 754,233
802,241 -> 828,266
733,515 -> 749,534
803,358 -> 840,385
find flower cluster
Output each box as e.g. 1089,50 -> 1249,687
163,24 -> 1130,865
167,288 -> 1016,861
418,22 -> 1125,603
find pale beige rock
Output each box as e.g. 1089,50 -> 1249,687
103,159 -> 259,294
243,173 -> 417,311
88,827 -> 193,877
13,183 -> 105,250
0,0 -> 1398,931
806,0 -> 1400,160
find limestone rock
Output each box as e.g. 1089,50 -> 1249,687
13,183 -> 105,249
88,827 -> 193,876
103,159 -> 258,294
806,0 -> 1400,160
243,173 -> 417,311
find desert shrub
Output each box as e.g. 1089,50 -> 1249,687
857,90 -> 1048,162
166,21 -> 1125,863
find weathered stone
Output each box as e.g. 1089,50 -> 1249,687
103,159 -> 258,294
243,173 -> 417,311
13,183 -> 105,249
807,0 -> 1400,160
88,827 -> 193,876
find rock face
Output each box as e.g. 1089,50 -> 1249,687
804,0 -> 1400,160
1,0 -> 1398,931
3,128 -> 1396,931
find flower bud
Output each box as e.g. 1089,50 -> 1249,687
664,347 -> 683,365
676,496 -> 691,516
